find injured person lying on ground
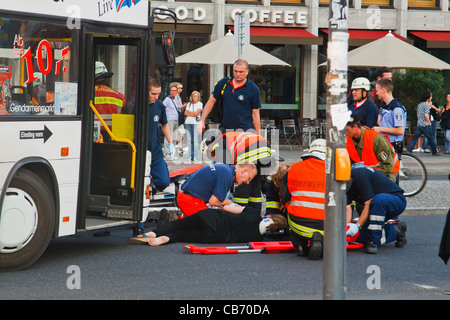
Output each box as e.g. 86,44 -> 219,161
129,205 -> 286,246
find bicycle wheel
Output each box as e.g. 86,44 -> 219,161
398,153 -> 427,197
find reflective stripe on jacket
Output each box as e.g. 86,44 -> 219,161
94,84 -> 125,114
285,157 -> 325,221
211,131 -> 271,164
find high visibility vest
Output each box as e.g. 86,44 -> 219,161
346,128 -> 400,174
285,158 -> 325,221
210,131 -> 271,164
94,84 -> 125,114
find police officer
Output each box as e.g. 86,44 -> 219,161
372,77 -> 407,157
279,139 -> 326,260
346,166 -> 407,254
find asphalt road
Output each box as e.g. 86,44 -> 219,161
1,214 -> 449,303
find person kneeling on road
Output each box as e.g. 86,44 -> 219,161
176,162 -> 258,217
279,139 -> 327,260
346,166 -> 408,254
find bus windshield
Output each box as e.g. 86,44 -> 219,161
0,17 -> 77,116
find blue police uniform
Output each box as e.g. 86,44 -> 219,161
181,163 -> 235,203
379,98 -> 407,144
347,167 -> 407,246
148,100 -> 170,191
212,77 -> 261,131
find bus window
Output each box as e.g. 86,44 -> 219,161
93,44 -> 137,142
0,17 -> 77,116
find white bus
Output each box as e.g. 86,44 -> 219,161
0,1 -> 176,271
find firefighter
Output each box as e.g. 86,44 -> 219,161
346,116 -> 399,182
264,163 -> 290,216
94,61 -> 125,114
279,139 -> 326,260
203,130 -> 275,210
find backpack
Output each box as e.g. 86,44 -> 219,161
209,77 -> 231,124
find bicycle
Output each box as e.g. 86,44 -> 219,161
398,153 -> 427,197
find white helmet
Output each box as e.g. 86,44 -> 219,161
309,138 -> 326,153
351,77 -> 371,91
95,61 -> 113,80
301,138 -> 327,160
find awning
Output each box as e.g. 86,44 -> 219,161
228,26 -> 323,45
320,29 -> 412,46
410,31 -> 450,48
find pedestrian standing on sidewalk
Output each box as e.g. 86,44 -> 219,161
184,91 -> 203,161
422,101 -> 440,153
406,91 -> 442,156
441,93 -> 450,154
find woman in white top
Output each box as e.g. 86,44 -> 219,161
184,91 -> 203,161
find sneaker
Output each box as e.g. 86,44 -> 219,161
308,232 -> 323,260
424,149 -> 430,153
365,240 -> 378,254
394,221 -> 407,248
433,152 -> 442,156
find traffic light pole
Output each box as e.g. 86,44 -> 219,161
323,0 -> 349,300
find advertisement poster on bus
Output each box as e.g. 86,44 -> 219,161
0,66 -> 11,115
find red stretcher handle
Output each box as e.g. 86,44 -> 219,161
248,241 -> 297,253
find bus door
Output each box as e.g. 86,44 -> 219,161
82,37 -> 149,231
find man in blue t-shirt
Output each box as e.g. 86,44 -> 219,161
197,59 -> 261,134
176,163 -> 257,216
346,166 -> 407,254
147,78 -> 176,192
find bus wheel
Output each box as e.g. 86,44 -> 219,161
0,169 -> 55,271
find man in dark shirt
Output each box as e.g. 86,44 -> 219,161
346,166 -> 407,254
348,77 -> 379,128
197,59 -> 261,134
147,78 -> 175,192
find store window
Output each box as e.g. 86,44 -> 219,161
361,0 -> 391,6
270,0 -> 303,4
0,17 -> 77,116
251,44 -> 301,124
408,0 -> 437,7
152,32 -> 209,103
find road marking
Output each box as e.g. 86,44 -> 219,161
412,283 -> 438,290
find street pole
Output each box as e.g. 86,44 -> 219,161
323,0 -> 350,300
234,13 -> 249,59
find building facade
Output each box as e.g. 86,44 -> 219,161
151,0 -> 450,124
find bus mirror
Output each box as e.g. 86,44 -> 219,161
161,30 -> 175,67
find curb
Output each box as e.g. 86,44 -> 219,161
404,207 -> 448,215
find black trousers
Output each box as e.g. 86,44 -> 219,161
153,213 -> 215,244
